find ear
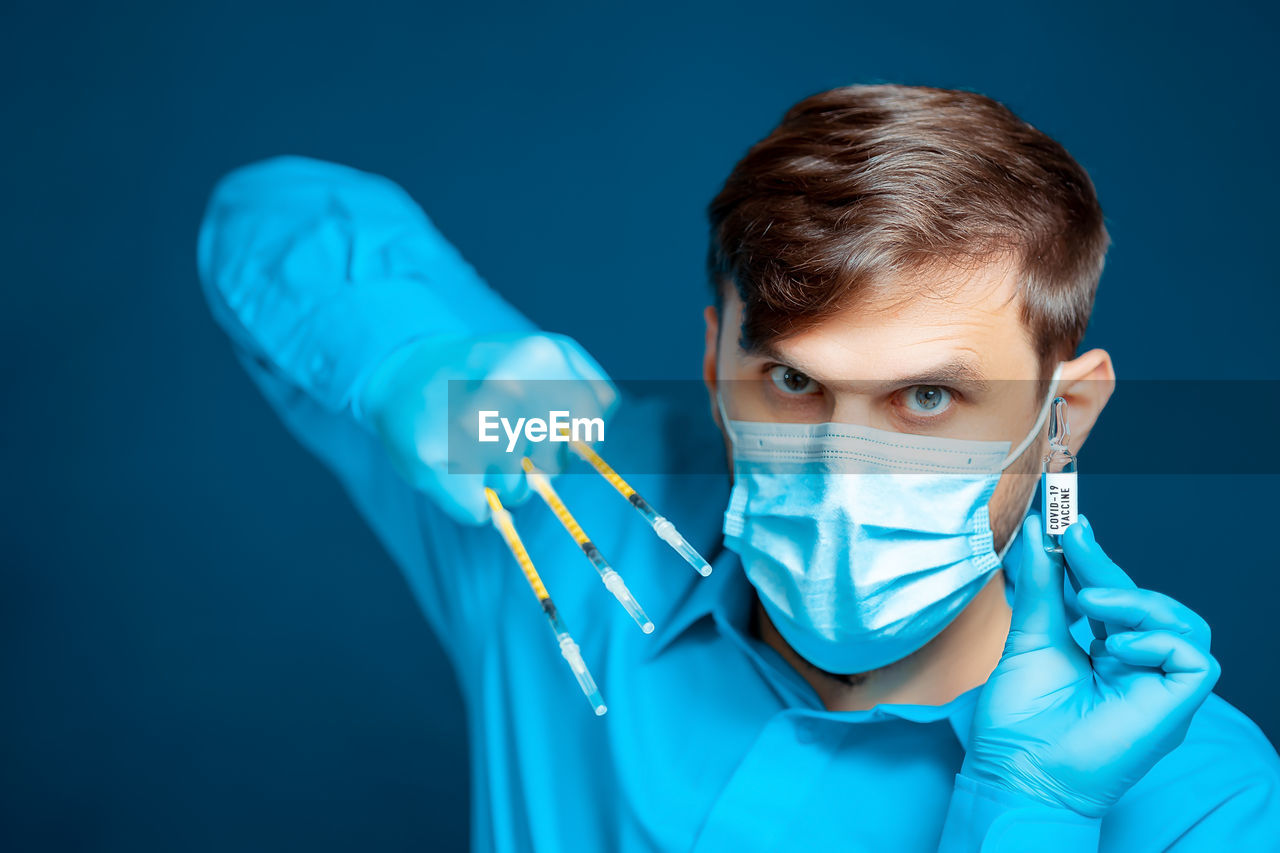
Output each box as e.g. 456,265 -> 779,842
1055,348 -> 1115,453
703,305 -> 721,426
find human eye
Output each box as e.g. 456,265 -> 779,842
768,364 -> 821,396
896,385 -> 954,420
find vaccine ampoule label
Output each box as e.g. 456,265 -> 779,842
1043,472 -> 1078,534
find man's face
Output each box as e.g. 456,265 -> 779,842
704,257 -> 1052,553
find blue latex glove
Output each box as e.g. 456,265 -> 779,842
357,331 -> 617,525
963,513 -> 1220,817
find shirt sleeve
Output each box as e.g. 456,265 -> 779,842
1100,706 -> 1280,851
195,155 -> 535,671
937,774 -> 1101,853
1158,771 -> 1280,849
197,154 -> 534,414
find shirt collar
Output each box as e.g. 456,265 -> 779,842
647,537 -> 735,656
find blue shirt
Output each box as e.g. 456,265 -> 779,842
198,156 -> 1280,852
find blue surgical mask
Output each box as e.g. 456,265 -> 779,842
718,367 -> 1061,674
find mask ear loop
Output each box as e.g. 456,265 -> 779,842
995,362 -> 1065,561
715,382 -> 739,448
999,363 -> 1065,470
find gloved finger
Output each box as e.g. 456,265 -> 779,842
519,437 -> 562,480
1104,630 -> 1221,690
484,459 -> 531,507
435,473 -> 492,525
543,333 -> 619,415
1076,587 -> 1212,650
1006,513 -> 1072,654
1087,638 -> 1137,683
1060,543 -> 1108,643
489,333 -> 611,393
524,384 -> 610,476
1061,516 -> 1138,591
524,439 -> 563,477
1059,517 -> 1133,641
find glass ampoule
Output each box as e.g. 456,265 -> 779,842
1041,396 -> 1078,553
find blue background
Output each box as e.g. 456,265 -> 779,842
3,1 -> 1276,849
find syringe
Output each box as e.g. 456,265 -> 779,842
568,439 -> 713,577
521,458 -> 655,634
484,487 -> 607,716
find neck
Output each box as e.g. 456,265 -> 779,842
757,570 -> 1012,711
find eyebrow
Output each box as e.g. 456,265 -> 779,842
744,340 -> 992,393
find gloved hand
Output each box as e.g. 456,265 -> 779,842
962,513 -> 1220,817
357,331 -> 618,524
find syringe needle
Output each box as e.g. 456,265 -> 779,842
522,459 -> 655,634
545,602 -> 607,715
567,440 -> 713,577
484,487 -> 608,716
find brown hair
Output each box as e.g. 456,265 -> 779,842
706,84 -> 1110,366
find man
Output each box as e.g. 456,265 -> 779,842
198,84 -> 1280,850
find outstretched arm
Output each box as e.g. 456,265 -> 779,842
196,155 -> 539,668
